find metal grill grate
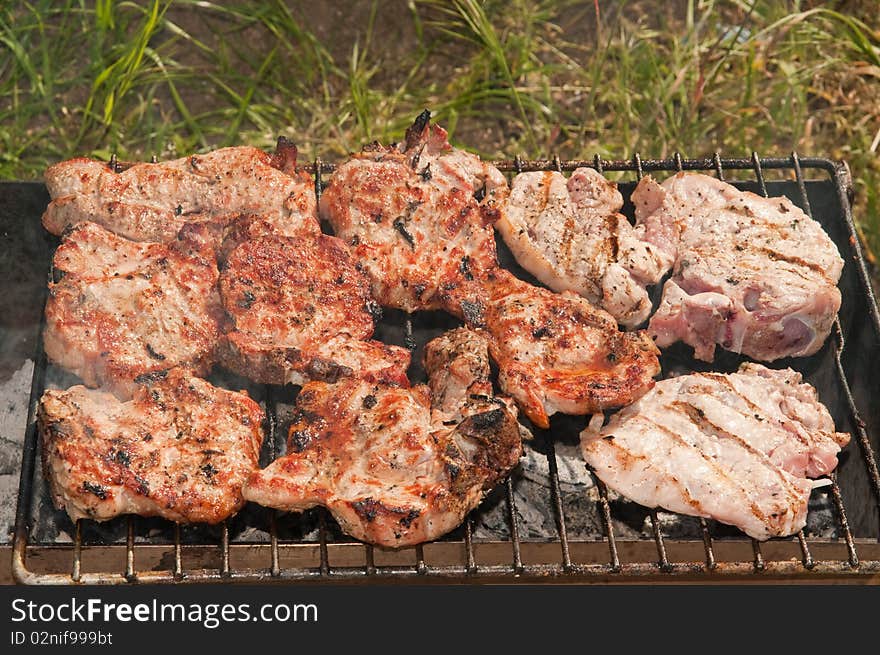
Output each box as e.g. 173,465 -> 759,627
11,153 -> 880,584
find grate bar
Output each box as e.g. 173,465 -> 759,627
505,477 -> 524,574
698,519 -> 716,571
591,471 -> 620,571
751,152 -> 769,196
365,545 -> 376,576
318,510 -> 331,576
649,511 -> 672,572
71,520 -> 82,582
173,523 -> 183,580
751,540 -> 766,572
797,530 -> 815,570
220,521 -> 230,577
543,435 -> 573,571
264,386 -> 281,576
464,517 -> 477,574
415,544 -> 428,575
125,516 -> 135,581
829,475 -> 859,567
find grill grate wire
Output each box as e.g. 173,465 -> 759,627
10,154 -> 880,584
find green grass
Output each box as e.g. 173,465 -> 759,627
2,0 -> 879,262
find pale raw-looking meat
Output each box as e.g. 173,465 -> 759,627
242,328 -> 525,547
219,226 -> 411,387
38,369 -> 264,524
633,172 -> 843,361
44,221 -> 223,399
497,168 -> 670,327
580,363 -> 850,540
320,112 -> 661,427
42,140 -> 319,243
482,270 -> 660,429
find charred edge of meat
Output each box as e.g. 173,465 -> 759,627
112,450 -> 131,467
134,369 -> 169,386
410,143 -> 426,170
352,498 -> 381,522
459,256 -> 474,281
362,394 -> 378,409
420,164 -> 432,181
307,358 -> 354,383
460,300 -> 485,328
51,266 -> 66,283
238,290 -> 256,309
393,217 -> 416,248
362,140 -> 384,153
289,429 -> 312,453
404,109 -> 431,151
82,481 -> 108,500
473,184 -> 486,202
201,463 -> 218,479
399,509 -> 420,528
145,343 -> 166,361
365,299 -> 383,321
270,136 -> 298,174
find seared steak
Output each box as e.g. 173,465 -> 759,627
219,226 -> 411,386
44,221 -> 223,399
242,328 -> 524,547
483,270 -> 660,429
38,369 -> 264,524
43,142 -> 319,243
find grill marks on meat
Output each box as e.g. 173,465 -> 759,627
42,146 -> 320,243
483,270 -> 660,429
44,221 -> 223,399
219,226 -> 411,387
38,369 -> 264,524
634,172 -> 843,361
497,169 -> 670,327
580,363 -> 849,540
318,114 -> 507,317
242,328 -> 524,547
320,113 -> 661,427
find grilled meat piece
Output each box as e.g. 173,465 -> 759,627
44,221 -> 223,399
319,110 -> 508,317
633,172 -> 843,361
483,270 -> 660,429
219,226 -> 411,387
38,369 -> 264,524
242,328 -> 524,547
580,363 -> 850,540
43,144 -> 319,243
320,112 -> 661,427
497,168 -> 670,327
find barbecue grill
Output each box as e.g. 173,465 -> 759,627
11,153 -> 880,584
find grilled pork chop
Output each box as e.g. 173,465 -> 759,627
38,368 -> 264,524
483,270 -> 660,429
242,328 -> 524,547
497,168 -> 670,327
44,221 -> 223,399
633,172 -> 843,361
42,141 -> 319,243
319,109 -> 507,318
219,226 -> 410,387
580,363 -> 850,540
320,112 -> 661,427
